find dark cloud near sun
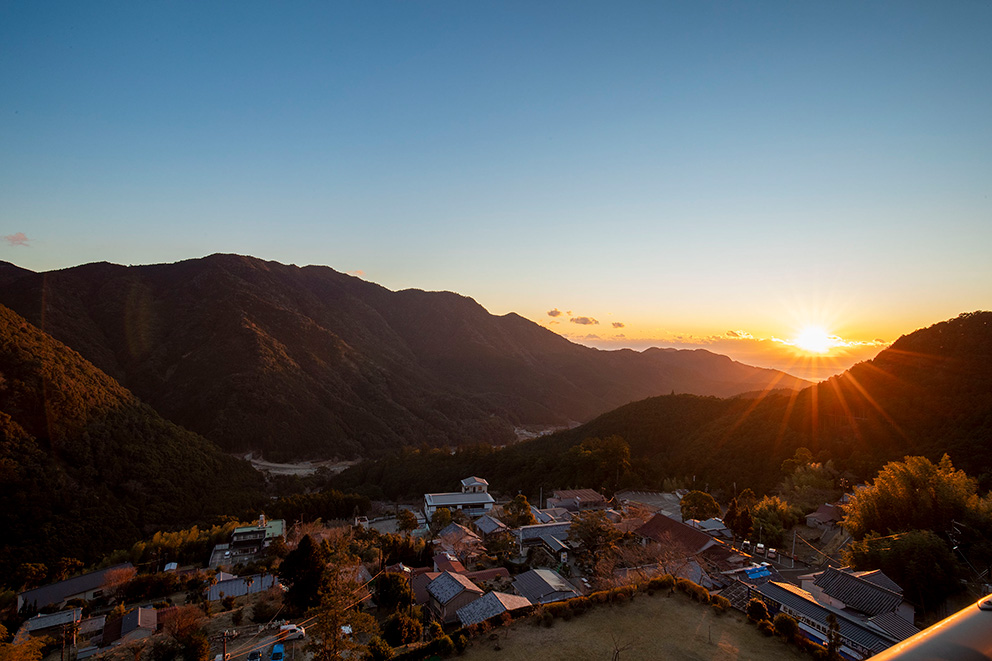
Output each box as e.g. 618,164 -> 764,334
612,322 -> 625,329
3,232 -> 30,247
570,316 -> 599,325
547,308 -> 563,317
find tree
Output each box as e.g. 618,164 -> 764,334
501,494 -> 537,528
382,611 -> 421,646
309,562 -> 379,661
680,491 -> 720,522
845,529 -> 959,612
723,498 -> 753,540
280,535 -> 328,613
51,558 -> 84,582
0,624 -> 47,661
751,496 -> 799,547
570,511 -> 621,556
162,605 -> 206,644
429,508 -> 452,536
375,573 -> 413,614
16,564 -> 47,590
396,510 -> 418,535
843,455 -> 982,539
102,566 -> 138,604
362,637 -> 393,661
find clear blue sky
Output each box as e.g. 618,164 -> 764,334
2,1 -> 990,379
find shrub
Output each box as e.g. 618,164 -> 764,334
675,578 -> 709,603
363,637 -> 394,661
221,596 -> 235,611
434,635 -> 455,657
773,612 -> 800,641
757,619 -> 776,636
746,597 -> 770,623
710,595 -> 731,614
453,634 -> 468,654
541,610 -> 554,627
569,597 -> 591,615
647,574 -> 676,591
231,609 -> 243,626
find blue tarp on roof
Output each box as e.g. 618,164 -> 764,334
745,567 -> 772,580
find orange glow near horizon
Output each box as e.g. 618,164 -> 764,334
793,326 -> 839,354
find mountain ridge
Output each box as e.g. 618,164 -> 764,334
0,254 -> 811,460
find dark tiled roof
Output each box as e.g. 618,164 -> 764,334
635,514 -> 716,555
512,569 -> 579,605
456,591 -> 531,626
855,569 -> 903,595
551,489 -> 606,503
753,582 -> 898,654
474,515 -> 508,536
868,612 -> 920,641
427,572 -> 482,605
518,522 -> 571,542
465,568 -> 511,582
813,567 -> 903,616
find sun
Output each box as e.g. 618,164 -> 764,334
794,326 -> 834,354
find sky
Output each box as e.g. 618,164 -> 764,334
2,1 -> 990,381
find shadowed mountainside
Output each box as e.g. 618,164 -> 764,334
0,304 -> 263,583
0,254 -> 809,460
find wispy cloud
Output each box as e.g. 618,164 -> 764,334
3,232 -> 30,247
346,269 -> 365,277
570,316 -> 599,325
612,322 -> 625,329
725,329 -> 753,339
547,308 -> 563,317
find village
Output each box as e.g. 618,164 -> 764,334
9,473 -> 927,661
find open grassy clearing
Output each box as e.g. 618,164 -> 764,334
462,594 -> 803,661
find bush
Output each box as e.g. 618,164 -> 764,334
434,635 -> 455,657
710,595 -> 731,614
540,610 -> 554,627
647,574 -> 676,591
363,637 -> 394,661
250,599 -> 279,624
232,609 -> 243,626
746,597 -> 770,623
675,578 -> 709,603
453,634 -> 468,654
773,612 -> 800,641
383,612 -> 422,647
221,596 -> 235,611
757,619 -> 775,636
568,597 -> 591,615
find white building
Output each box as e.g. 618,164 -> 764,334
424,476 -> 495,519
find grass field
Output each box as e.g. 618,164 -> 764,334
461,593 -> 803,661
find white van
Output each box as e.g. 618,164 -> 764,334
278,624 -> 306,641
755,543 -> 766,556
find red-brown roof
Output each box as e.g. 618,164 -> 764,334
635,514 -> 717,555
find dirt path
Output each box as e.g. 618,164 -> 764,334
244,454 -> 358,477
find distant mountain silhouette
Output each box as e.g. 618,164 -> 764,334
532,311 -> 992,493
0,254 -> 809,460
0,304 -> 262,582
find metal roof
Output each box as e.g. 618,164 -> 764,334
518,522 -> 571,542
425,492 -> 495,506
18,564 -> 134,610
474,515 -> 508,536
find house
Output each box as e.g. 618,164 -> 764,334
687,517 -> 732,539
411,572 -> 441,605
433,553 -> 467,574
101,607 -> 157,646
435,523 -> 484,558
17,564 -> 134,612
745,581 -> 906,659
426,572 -> 484,625
208,516 -> 286,567
456,591 -> 532,627
531,507 -> 573,524
806,503 -> 842,529
635,513 -> 719,555
424,477 -> 496,519
800,567 -> 915,624
546,489 -> 607,512
512,569 -> 580,605
473,514 -> 509,537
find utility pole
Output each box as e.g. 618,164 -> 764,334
791,529 -> 797,569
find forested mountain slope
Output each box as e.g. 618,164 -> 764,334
0,254 -> 808,460
0,305 -> 262,584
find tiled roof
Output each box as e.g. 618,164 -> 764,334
465,568 -> 511,582
461,476 -> 489,487
456,591 -> 531,626
813,567 -> 903,616
18,564 -> 134,610
854,570 -> 903,595
518,522 -> 571,542
433,554 -> 467,574
474,515 -> 508,536
427,572 -> 482,605
753,582 -> 898,654
512,569 -> 579,605
437,522 -> 480,542
868,612 -> 920,641
411,572 -> 441,604
635,514 -> 717,555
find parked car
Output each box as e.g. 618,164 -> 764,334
270,644 -> 284,661
767,547 -> 778,560
278,624 -> 306,641
247,652 -> 261,661
755,543 -> 766,555
741,540 -> 752,552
